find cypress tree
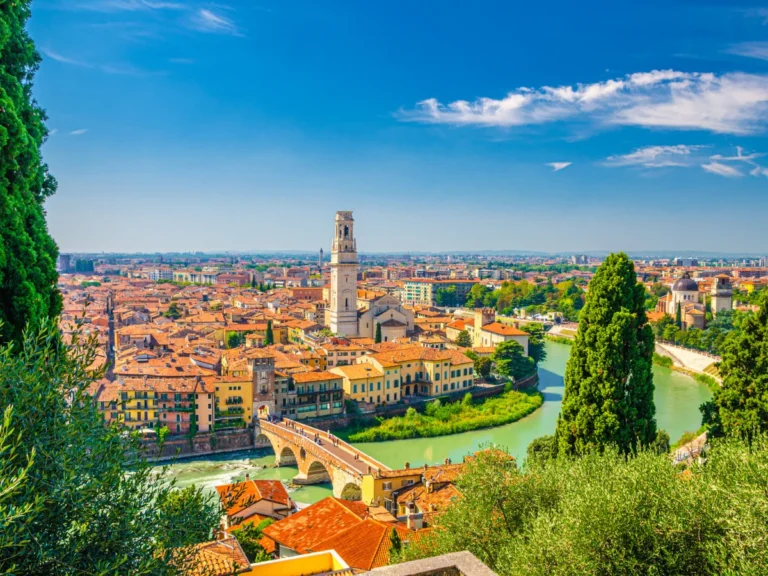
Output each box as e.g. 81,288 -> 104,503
675,302 -> 682,329
702,291 -> 768,439
0,1 -> 62,346
555,252 -> 656,456
375,322 -> 382,343
265,320 -> 274,345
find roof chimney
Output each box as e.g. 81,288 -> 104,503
404,462 -> 410,469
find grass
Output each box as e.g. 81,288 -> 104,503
546,335 -> 574,345
653,353 -> 674,368
338,389 -> 544,442
560,328 -> 577,336
692,372 -> 720,392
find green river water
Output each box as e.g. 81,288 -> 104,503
161,342 -> 712,504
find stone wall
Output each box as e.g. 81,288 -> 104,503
144,429 -> 254,461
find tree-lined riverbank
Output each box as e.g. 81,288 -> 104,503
339,388 -> 544,442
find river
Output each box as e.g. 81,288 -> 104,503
161,342 -> 712,504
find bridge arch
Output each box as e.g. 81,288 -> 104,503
339,482 -> 362,501
254,433 -> 276,453
277,445 -> 298,466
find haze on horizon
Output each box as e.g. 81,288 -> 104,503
32,1 -> 768,254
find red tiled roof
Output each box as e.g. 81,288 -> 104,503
261,497 -> 369,554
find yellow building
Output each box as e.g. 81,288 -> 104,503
291,371 -> 345,420
242,550 -> 349,576
359,345 -> 474,399
361,466 -> 422,512
205,375 -> 253,429
329,364 -> 389,405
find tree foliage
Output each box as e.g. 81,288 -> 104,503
231,518 -> 275,564
265,320 -> 274,345
702,291 -> 768,439
0,322 -> 221,574
398,439 -> 768,575
455,329 -> 472,348
0,0 -> 62,346
491,341 -> 535,381
555,252 -> 656,456
375,322 -> 382,344
519,323 -> 547,364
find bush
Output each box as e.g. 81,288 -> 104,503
399,436 -> 768,575
653,353 -> 674,368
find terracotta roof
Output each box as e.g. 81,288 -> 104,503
330,364 -> 383,380
480,322 -> 528,337
176,536 -> 249,576
216,479 -> 292,517
261,497 -> 369,554
309,519 -> 408,570
291,370 -> 342,384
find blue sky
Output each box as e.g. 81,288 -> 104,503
32,0 -> 768,254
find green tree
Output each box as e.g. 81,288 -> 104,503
232,518 -> 275,563
389,527 -> 402,556
455,330 -> 472,348
0,1 -> 62,347
435,286 -> 458,307
375,322 -> 382,344
675,302 -> 682,328
265,320 -> 274,345
525,434 -> 555,467
491,341 -> 535,380
702,291 -> 768,439
475,356 -> 492,379
555,252 -> 656,456
0,321 -> 221,573
227,331 -> 244,349
520,323 -> 547,364
652,313 -> 675,340
164,301 -> 182,319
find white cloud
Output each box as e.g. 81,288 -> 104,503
701,162 -> 742,178
546,162 -> 572,172
49,129 -> 58,136
190,8 -> 240,35
728,42 -> 768,61
605,145 -> 705,168
750,165 -> 768,178
710,146 -> 765,163
397,70 -> 768,135
69,129 -> 88,136
41,48 -> 89,67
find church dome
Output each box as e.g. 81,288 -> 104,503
673,273 -> 698,292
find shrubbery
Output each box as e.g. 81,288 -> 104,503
346,390 -> 543,442
397,438 -> 768,575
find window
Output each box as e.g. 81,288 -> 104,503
377,382 -> 381,390
383,482 -> 392,491
353,384 -> 358,394
386,381 -> 390,389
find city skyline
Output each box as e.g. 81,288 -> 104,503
32,0 -> 768,253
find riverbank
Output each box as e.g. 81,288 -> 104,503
337,387 -> 544,442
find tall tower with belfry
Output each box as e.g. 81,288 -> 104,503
319,247 -> 324,270
328,211 -> 359,337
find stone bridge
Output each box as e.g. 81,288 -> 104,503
255,419 -> 391,499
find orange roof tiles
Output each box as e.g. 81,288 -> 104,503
310,519 -> 409,570
261,497 -> 369,554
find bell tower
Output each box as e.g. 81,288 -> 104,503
329,211 -> 359,336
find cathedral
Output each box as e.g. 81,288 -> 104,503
327,211 -> 414,339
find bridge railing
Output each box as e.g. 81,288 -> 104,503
259,418 -> 390,474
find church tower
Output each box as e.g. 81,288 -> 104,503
711,275 -> 733,317
329,211 -> 359,336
